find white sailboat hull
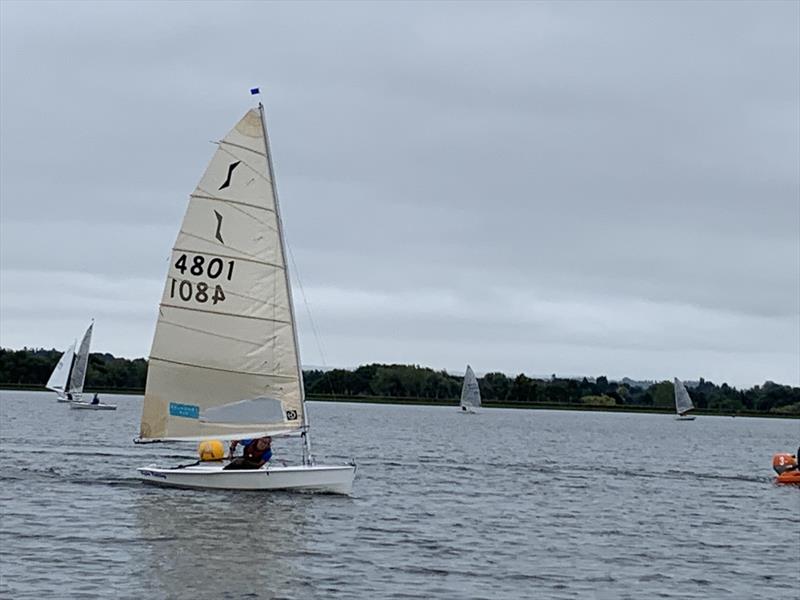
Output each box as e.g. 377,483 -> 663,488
675,414 -> 696,421
137,463 -> 356,494
55,393 -> 81,403
70,402 -> 117,410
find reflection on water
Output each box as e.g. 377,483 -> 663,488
131,489 -> 312,598
1,391 -> 798,600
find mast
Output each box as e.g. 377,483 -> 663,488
257,101 -> 314,465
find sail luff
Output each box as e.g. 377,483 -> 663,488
68,322 -> 93,394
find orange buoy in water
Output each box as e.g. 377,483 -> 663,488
198,440 -> 225,461
772,453 -> 800,485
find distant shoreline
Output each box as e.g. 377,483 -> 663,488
2,384 -> 796,419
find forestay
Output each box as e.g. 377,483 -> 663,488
46,342 -> 76,393
139,109 -> 304,441
460,365 -> 481,409
68,322 -> 93,395
673,378 -> 694,416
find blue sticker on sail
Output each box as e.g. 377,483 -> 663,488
169,402 -> 200,419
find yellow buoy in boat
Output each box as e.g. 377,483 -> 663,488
198,439 -> 225,461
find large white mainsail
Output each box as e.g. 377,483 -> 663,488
674,377 -> 695,416
138,108 -> 305,442
460,365 -> 481,411
46,342 -> 76,393
67,322 -> 93,395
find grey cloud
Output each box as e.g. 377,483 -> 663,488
1,1 -> 797,387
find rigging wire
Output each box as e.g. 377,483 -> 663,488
284,237 -> 329,370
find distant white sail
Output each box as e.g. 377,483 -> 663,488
139,109 -> 304,441
68,322 -> 93,395
460,365 -> 481,410
46,342 -> 76,392
674,378 -> 695,416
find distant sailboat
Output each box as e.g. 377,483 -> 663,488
674,377 -> 696,421
460,365 -> 481,414
46,321 -> 93,402
134,100 -> 355,494
70,392 -> 117,411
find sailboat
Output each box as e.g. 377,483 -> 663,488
673,377 -> 696,421
46,322 -> 93,402
134,99 -> 356,494
460,365 -> 481,414
70,396 -> 117,410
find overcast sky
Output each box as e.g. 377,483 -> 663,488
1,1 -> 798,387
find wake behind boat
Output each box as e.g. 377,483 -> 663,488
134,98 -> 355,494
673,378 -> 696,421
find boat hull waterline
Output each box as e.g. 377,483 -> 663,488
137,463 -> 356,494
675,415 -> 696,421
775,470 -> 800,485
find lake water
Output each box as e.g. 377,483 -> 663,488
0,390 -> 797,599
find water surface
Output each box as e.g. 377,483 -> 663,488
1,391 -> 797,599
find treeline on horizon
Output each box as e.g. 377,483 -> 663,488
1,347 -> 799,415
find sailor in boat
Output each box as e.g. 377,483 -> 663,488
67,392 -> 74,402
91,393 -> 100,405
773,447 -> 800,474
224,437 -> 272,470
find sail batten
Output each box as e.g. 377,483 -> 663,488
219,138 -> 268,153
149,356 -> 299,381
188,194 -> 277,213
157,304 -> 292,325
139,108 -> 305,441
171,248 -> 283,268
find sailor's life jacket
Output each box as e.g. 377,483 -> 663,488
243,440 -> 272,463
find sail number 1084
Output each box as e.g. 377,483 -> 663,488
169,279 -> 226,305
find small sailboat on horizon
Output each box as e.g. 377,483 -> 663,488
460,365 -> 481,414
134,98 -> 355,494
46,321 -> 93,402
674,377 -> 696,421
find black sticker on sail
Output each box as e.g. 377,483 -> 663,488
286,410 -> 298,421
213,210 -> 224,244
218,160 -> 241,190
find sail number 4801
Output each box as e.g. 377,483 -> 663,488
174,254 -> 234,280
